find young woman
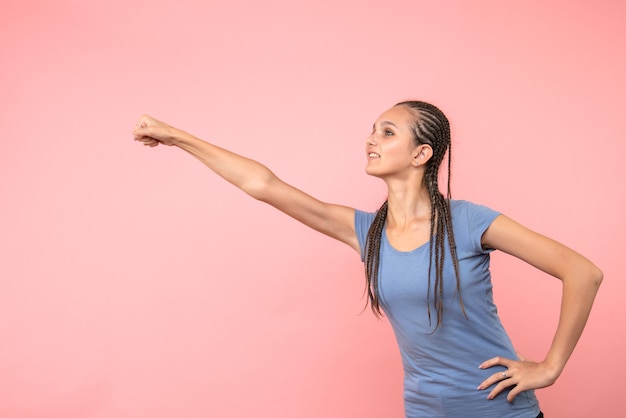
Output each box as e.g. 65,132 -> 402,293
133,100 -> 602,417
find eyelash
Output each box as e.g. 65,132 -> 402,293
371,128 -> 395,136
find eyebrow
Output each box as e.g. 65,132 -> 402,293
373,121 -> 398,129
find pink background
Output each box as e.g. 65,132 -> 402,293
1,1 -> 624,417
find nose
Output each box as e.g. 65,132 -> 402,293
367,133 -> 377,145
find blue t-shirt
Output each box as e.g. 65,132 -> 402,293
355,200 -> 540,418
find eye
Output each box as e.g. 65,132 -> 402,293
384,129 -> 394,136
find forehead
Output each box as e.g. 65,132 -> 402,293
375,105 -> 415,127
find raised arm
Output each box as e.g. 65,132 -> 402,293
477,214 -> 603,402
133,115 -> 360,253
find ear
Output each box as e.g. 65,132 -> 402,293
412,144 -> 433,167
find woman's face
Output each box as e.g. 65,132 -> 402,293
365,105 -> 420,179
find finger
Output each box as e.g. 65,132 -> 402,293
477,369 -> 511,391
134,136 -> 154,144
135,136 -> 158,147
133,116 -> 152,135
506,385 -> 523,403
133,123 -> 143,136
487,378 -> 516,400
479,356 -> 513,370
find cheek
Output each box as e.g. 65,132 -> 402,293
387,143 -> 413,160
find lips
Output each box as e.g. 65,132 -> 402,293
368,152 -> 380,158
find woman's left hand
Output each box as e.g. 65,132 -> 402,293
477,355 -> 559,402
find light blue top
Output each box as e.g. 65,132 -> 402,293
355,200 -> 540,418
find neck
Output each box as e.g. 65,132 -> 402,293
384,177 -> 432,227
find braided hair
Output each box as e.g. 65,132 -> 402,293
364,100 -> 463,330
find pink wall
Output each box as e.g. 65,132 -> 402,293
1,1 -> 624,417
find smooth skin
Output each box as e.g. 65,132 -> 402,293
133,105 -> 602,402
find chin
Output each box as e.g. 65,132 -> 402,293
365,166 -> 383,178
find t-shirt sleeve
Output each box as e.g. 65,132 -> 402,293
455,200 -> 501,255
354,210 -> 376,261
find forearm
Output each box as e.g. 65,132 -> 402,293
173,129 -> 276,199
543,266 -> 603,378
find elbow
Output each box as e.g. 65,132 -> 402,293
579,262 -> 603,291
245,180 -> 269,201
244,170 -> 277,201
591,265 -> 603,289
248,183 -> 270,201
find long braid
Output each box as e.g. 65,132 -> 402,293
363,100 -> 464,329
364,200 -> 387,317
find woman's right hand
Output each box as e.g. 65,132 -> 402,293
133,115 -> 180,147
